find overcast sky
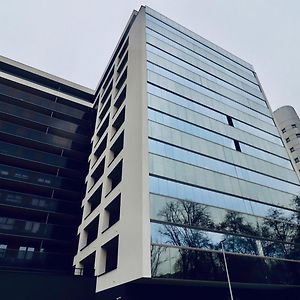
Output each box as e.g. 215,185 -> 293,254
1,0 -> 300,115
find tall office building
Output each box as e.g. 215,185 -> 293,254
74,6 -> 300,299
274,106 -> 300,181
0,56 -> 95,273
1,5 -> 300,300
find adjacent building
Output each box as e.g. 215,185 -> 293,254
274,105 -> 300,181
74,6 -> 300,299
0,55 -> 95,273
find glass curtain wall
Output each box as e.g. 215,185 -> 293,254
146,8 -> 300,285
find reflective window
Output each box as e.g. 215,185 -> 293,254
149,139 -> 299,194
147,44 -> 266,108
150,245 -> 300,284
146,27 -> 261,92
149,176 -> 298,213
232,119 -> 282,146
148,109 -> 235,149
148,68 -> 273,124
146,14 -> 255,80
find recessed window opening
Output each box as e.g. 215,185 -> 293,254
88,185 -> 102,213
99,98 -> 111,121
286,137 -> 290,143
80,251 -> 95,276
102,68 -> 114,92
91,157 -> 105,183
97,115 -> 109,140
101,82 -> 113,106
114,86 -> 126,113
110,131 -> 124,163
292,124 -> 297,128
290,147 -> 295,153
84,216 -> 99,246
94,135 -> 107,161
282,128 -> 286,133
112,107 -> 125,138
104,194 -> 121,230
115,68 -> 127,92
108,160 -> 123,192
117,52 -> 128,76
102,236 -> 119,273
118,38 -> 128,61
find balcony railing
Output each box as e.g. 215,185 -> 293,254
0,248 -> 72,271
0,190 -> 79,215
0,217 -> 75,241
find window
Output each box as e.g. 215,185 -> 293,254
226,116 -> 234,127
282,128 -> 286,133
94,135 -> 107,162
91,158 -> 105,184
104,194 -> 121,230
99,98 -> 111,121
102,236 -> 119,273
0,244 -> 7,258
114,86 -> 126,113
110,131 -> 124,163
295,157 -> 299,163
117,52 -> 128,76
234,140 -> 241,152
286,137 -> 290,143
115,68 -> 127,93
80,252 -> 95,276
84,216 -> 99,247
102,67 -> 114,92
18,246 -> 34,260
112,107 -> 125,138
107,160 -> 123,193
292,124 -> 297,128
97,114 -> 109,140
118,38 -> 128,62
290,147 -> 295,153
297,134 -> 300,138
88,185 -> 102,213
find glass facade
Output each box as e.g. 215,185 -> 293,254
0,77 -> 94,273
145,8 -> 300,285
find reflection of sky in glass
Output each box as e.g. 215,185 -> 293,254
148,139 -> 299,194
149,177 -> 296,221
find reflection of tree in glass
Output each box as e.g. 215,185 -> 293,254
151,244 -> 166,277
157,200 -> 222,280
218,211 -> 258,255
158,200 -> 214,248
261,196 -> 300,259
262,210 -> 296,240
158,199 -> 214,228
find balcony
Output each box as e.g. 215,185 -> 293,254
0,189 -> 78,215
0,217 -> 74,241
0,248 -> 72,271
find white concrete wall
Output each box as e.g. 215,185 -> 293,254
74,6 -> 151,293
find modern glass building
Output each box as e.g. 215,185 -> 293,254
74,6 -> 300,299
0,56 -> 95,273
1,5 -> 300,300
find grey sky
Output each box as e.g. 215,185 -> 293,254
1,0 -> 300,115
